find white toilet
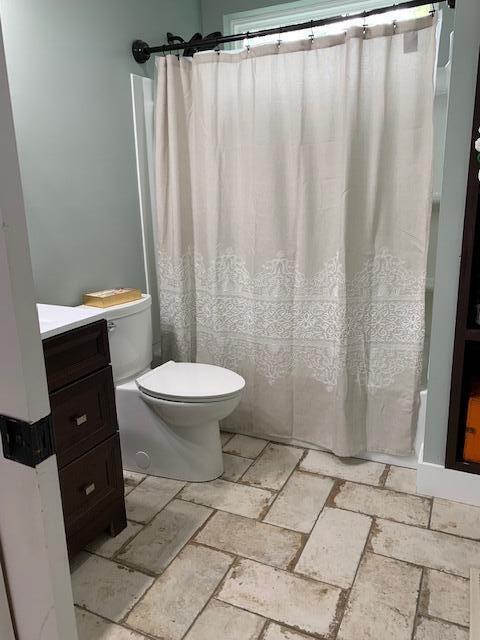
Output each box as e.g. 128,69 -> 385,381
99,294 -> 245,481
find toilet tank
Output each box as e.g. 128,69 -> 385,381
100,294 -> 153,383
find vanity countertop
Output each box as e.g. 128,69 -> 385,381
37,303 -> 105,339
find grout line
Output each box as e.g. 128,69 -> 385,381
284,479 -> 341,575
321,501 -> 430,529
225,432 -> 306,455
223,450 -> 265,461
253,451 -> 306,520
75,606 -> 160,640
379,464 -> 391,487
175,555 -> 237,640
410,567 -> 425,640
223,436 -> 270,460
368,547 -> 469,580
116,507 -> 219,578
330,517 -> 377,640
220,431 -> 235,447
298,466 -> 389,488
420,612 -> 470,631
256,618 -> 271,640
227,454 -> 255,482
193,539 -> 345,593
427,495 -> 434,529
470,567 -> 480,639
125,480 -> 189,527
197,505 -> 308,537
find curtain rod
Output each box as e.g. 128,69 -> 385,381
132,0 -> 452,63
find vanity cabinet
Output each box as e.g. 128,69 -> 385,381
43,319 -> 126,556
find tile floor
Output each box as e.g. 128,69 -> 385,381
72,433 -> 477,640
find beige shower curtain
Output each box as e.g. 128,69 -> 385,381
153,14 -> 438,456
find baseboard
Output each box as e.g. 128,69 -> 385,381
417,444 -> 480,507
358,451 -> 418,469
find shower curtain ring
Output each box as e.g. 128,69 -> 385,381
362,11 -> 367,37
277,26 -> 282,49
429,2 -> 435,16
245,31 -> 250,52
309,20 -> 314,42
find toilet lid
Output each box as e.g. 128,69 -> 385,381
136,361 -> 245,402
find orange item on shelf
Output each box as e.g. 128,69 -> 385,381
463,384 -> 480,463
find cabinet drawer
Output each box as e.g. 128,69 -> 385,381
59,435 -> 123,538
43,320 -> 110,392
51,367 -> 118,468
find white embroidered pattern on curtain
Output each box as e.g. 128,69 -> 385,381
154,15 -> 438,456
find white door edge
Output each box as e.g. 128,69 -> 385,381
0,14 -> 78,640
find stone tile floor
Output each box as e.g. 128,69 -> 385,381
72,433 -> 476,640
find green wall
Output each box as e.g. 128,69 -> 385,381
0,0 -> 201,305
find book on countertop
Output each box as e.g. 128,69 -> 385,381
83,288 -> 142,308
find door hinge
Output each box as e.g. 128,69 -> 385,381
0,414 -> 55,467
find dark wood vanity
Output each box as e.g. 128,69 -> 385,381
42,319 -> 126,556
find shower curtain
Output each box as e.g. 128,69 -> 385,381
153,14 -> 438,456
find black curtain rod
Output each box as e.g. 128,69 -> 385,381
132,0 -> 453,63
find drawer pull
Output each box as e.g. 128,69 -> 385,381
83,483 -> 96,496
73,414 -> 87,426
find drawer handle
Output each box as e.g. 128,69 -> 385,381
73,414 -> 87,426
83,483 -> 96,496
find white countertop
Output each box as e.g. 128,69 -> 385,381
37,303 -> 106,339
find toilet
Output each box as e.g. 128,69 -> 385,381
97,294 -> 245,481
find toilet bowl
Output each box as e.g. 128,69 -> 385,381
89,295 -> 245,482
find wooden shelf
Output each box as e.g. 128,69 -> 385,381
445,53 -> 480,473
448,459 -> 480,476
465,329 -> 480,342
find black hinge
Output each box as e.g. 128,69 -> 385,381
0,414 -> 55,467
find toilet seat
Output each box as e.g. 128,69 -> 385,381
136,361 -> 245,403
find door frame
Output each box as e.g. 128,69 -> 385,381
0,14 -> 78,640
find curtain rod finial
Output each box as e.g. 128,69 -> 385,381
132,40 -> 151,64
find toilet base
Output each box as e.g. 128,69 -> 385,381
115,380 -> 225,482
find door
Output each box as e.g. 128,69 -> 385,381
0,14 -> 78,640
